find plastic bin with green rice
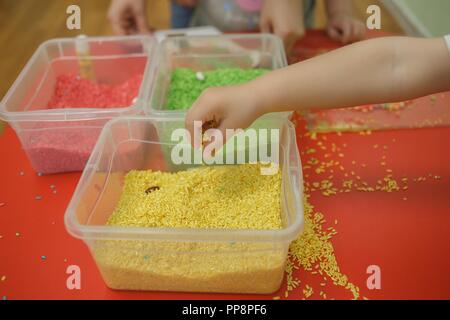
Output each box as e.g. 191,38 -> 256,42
145,34 -> 289,169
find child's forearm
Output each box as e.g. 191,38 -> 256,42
250,37 -> 450,115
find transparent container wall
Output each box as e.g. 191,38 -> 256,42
304,91 -> 450,133
1,36 -> 153,174
13,118 -> 109,174
155,115 -> 287,172
149,35 -> 286,113
92,239 -> 288,293
70,117 -> 301,293
2,37 -> 150,113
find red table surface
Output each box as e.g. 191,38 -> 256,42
0,30 -> 449,300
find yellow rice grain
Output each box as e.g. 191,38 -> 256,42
303,285 -> 314,299
286,196 -> 360,300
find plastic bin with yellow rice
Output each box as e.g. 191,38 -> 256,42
64,117 -> 304,294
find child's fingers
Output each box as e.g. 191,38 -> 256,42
259,18 -> 272,34
108,13 -> 127,35
185,90 -> 223,148
112,24 -> 127,36
347,23 -> 357,43
347,21 -> 365,43
327,26 -> 342,43
347,23 -> 356,42
135,13 -> 150,34
354,21 -> 367,40
185,107 -> 203,148
201,117 -> 238,157
341,22 -> 352,44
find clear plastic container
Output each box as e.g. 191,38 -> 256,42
64,117 -> 304,294
146,34 -> 288,118
146,34 -> 290,171
0,35 -> 155,174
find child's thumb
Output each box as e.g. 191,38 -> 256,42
259,18 -> 272,34
327,26 -> 342,42
135,13 -> 150,33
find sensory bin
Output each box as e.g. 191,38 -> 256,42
165,68 -> 268,110
23,73 -> 143,174
95,163 -> 286,293
0,35 -> 153,175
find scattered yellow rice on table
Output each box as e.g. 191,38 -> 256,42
94,163 -> 288,294
285,196 -> 360,300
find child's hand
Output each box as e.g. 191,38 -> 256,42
326,14 -> 366,44
260,0 -> 305,55
108,0 -> 150,35
185,86 -> 262,147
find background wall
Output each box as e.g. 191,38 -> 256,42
0,0 -> 405,134
0,0 -> 403,99
382,0 -> 450,36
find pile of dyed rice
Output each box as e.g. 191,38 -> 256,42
96,163 -> 285,293
165,68 -> 268,110
107,163 -> 282,230
282,196 -> 360,300
47,73 -> 142,109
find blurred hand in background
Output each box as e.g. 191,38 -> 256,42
108,0 -> 151,35
325,0 -> 366,44
327,13 -> 366,44
260,0 -> 305,55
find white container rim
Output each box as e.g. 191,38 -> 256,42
64,116 -> 304,244
0,35 -> 156,123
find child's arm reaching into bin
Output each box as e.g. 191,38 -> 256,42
185,36 -> 450,143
